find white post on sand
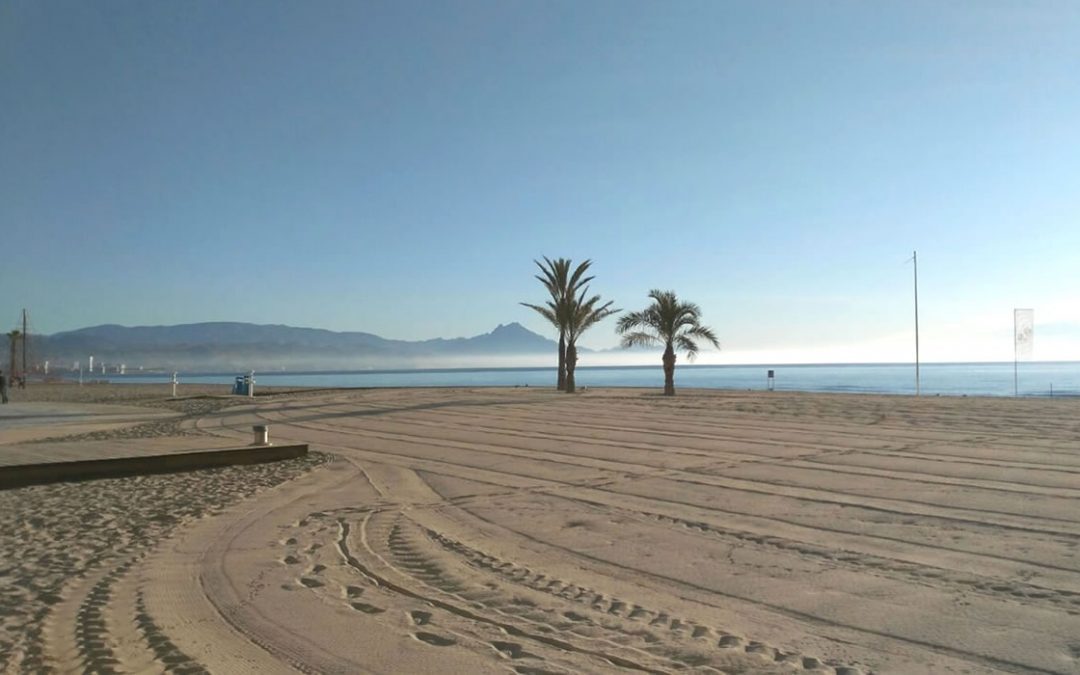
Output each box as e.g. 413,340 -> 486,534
252,424 -> 269,446
248,370 -> 255,398
172,371 -> 178,398
78,366 -> 83,386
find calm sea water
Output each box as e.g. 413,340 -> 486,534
86,362 -> 1080,397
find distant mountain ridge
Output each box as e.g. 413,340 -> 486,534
26,321 -> 569,371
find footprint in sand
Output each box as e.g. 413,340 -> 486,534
409,610 -> 432,625
415,632 -> 455,647
351,602 -> 385,614
345,585 -> 364,598
492,641 -> 536,660
744,641 -> 776,659
282,555 -> 301,565
562,611 -> 588,623
299,577 -> 324,588
718,634 -> 743,648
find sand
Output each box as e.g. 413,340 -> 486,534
3,384 -> 1080,673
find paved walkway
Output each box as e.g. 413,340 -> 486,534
0,402 -> 177,445
0,436 -> 238,467
0,401 -> 233,466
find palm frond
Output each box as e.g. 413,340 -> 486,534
616,311 -> 648,334
533,257 -> 568,300
567,259 -> 594,294
682,324 -> 720,349
620,331 -> 659,349
564,287 -> 618,343
674,334 -> 699,360
520,301 -> 559,329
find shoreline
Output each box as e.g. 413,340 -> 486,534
18,360 -> 1078,399
6,380 -> 1080,405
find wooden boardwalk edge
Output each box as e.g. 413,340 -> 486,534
0,443 -> 309,490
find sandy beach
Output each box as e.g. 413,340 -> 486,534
3,384 -> 1080,673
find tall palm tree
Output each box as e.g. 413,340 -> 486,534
616,290 -> 720,396
564,287 -> 618,393
521,257 -> 593,390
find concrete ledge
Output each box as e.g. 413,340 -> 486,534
0,444 -> 309,490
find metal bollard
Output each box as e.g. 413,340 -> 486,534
252,424 -> 269,446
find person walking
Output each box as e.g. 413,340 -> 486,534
0,369 -> 8,404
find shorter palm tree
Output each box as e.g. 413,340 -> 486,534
616,290 -> 719,396
564,288 -> 618,393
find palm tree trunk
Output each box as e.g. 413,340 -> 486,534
557,332 -> 566,391
565,342 -> 578,393
662,344 -> 676,396
8,333 -> 17,380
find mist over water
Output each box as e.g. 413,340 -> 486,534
91,362 -> 1080,397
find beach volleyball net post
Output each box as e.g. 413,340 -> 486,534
1013,308 -> 1033,396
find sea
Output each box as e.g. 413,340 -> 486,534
77,362 -> 1080,398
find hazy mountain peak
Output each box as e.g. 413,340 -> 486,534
490,322 -> 531,335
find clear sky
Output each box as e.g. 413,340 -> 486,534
2,1 -> 1078,363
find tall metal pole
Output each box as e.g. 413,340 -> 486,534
913,250 -> 920,396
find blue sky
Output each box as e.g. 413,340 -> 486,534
2,1 -> 1078,362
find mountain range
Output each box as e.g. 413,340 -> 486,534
11,321 -> 579,372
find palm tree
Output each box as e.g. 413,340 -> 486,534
521,257 -> 593,390
7,330 -> 19,381
564,287 -> 618,393
616,290 -> 720,396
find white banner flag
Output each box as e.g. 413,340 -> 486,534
1014,308 -> 1034,360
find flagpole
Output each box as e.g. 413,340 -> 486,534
913,250 -> 920,396
1014,310 -> 1018,397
